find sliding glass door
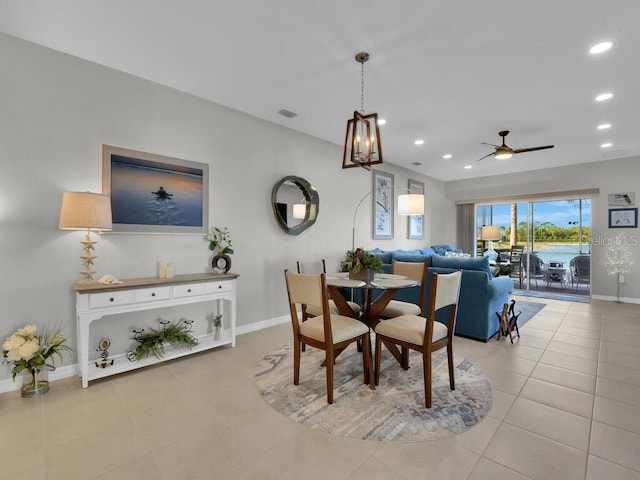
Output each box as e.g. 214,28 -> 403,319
477,197 -> 591,296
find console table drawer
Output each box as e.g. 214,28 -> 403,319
89,291 -> 133,308
134,286 -> 171,303
172,283 -> 208,298
206,281 -> 233,294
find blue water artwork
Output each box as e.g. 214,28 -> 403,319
110,155 -> 204,227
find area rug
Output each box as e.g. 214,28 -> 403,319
514,300 -> 547,328
255,343 -> 492,442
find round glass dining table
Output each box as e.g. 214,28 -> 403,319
325,272 -> 419,329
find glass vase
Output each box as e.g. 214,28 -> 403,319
21,367 -> 50,397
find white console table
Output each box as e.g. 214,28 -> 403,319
74,272 -> 238,388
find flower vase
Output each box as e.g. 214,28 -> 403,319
212,253 -> 231,273
214,325 -> 222,341
21,367 -> 50,397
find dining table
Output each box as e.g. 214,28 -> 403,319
325,272 -> 419,375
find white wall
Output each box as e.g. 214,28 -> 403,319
0,33 -> 445,385
445,157 -> 640,302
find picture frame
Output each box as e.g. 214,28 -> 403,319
100,144 -> 209,234
407,179 -> 424,239
372,170 -> 394,240
608,208 -> 638,228
608,192 -> 635,207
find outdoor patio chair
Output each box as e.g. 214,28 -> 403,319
521,253 -> 547,288
569,255 -> 590,290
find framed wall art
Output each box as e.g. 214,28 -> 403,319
608,192 -> 635,207
100,144 -> 209,234
372,170 -> 394,240
407,179 -> 424,239
609,208 -> 638,228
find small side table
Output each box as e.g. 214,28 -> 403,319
546,267 -> 567,288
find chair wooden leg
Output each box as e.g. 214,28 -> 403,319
293,340 -> 301,385
423,352 -> 432,408
447,343 -> 455,391
374,334 -> 382,386
401,346 -> 409,370
362,333 -> 375,390
326,349 -> 334,404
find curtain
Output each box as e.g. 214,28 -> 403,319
456,203 -> 475,255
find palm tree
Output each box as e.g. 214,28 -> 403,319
510,203 -> 517,247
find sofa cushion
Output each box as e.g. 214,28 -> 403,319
419,248 -> 436,256
431,254 -> 492,276
431,244 -> 462,256
390,252 -> 432,265
369,248 -> 392,264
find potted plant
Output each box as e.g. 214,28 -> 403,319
2,324 -> 71,397
340,248 -> 384,283
207,226 -> 234,273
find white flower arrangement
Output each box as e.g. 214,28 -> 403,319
207,226 -> 234,255
602,233 -> 634,276
2,324 -> 71,380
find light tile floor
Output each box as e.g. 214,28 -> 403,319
1,296 -> 640,479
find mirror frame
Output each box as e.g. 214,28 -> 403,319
271,176 -> 319,235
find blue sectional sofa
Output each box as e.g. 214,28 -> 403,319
367,248 -> 513,341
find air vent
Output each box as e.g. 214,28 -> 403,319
278,109 -> 297,119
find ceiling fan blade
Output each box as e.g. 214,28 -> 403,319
481,142 -> 500,148
476,152 -> 494,162
513,145 -> 554,154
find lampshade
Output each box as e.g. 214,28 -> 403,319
397,194 -> 424,215
481,226 -> 500,241
494,148 -> 513,160
59,192 -> 113,231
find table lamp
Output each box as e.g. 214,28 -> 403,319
59,191 -> 113,282
481,225 -> 500,263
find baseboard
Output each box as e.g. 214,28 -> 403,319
591,294 -> 640,304
0,315 -> 291,394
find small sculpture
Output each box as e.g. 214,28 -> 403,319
95,337 -> 114,368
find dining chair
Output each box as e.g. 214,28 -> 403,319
296,259 -> 361,319
379,260 -> 427,318
509,246 -> 524,288
374,270 -> 462,408
284,270 -> 374,404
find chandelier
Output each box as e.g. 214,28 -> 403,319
342,52 -> 383,170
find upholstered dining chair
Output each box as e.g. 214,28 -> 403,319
379,260 -> 427,318
296,259 -> 361,319
374,270 -> 462,408
284,270 -> 375,404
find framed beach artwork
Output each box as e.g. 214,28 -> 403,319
407,179 -> 424,239
372,170 -> 394,240
609,208 -> 638,229
100,144 -> 209,234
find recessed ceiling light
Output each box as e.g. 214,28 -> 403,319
597,123 -> 612,130
590,41 -> 612,54
377,118 -> 386,125
443,154 -> 452,159
595,92 -> 613,102
464,165 -> 472,170
600,142 -> 613,148
412,161 -> 422,166
414,139 -> 425,145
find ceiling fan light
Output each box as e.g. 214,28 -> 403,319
494,150 -> 513,160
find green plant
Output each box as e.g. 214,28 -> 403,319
213,315 -> 222,328
2,324 -> 71,380
128,320 -> 198,362
207,226 -> 234,255
340,248 -> 384,273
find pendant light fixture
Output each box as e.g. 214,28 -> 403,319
342,52 -> 383,169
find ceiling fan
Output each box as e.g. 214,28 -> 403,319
477,130 -> 554,162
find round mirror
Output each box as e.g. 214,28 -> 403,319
271,176 -> 319,235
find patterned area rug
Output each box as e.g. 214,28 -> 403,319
255,343 -> 492,442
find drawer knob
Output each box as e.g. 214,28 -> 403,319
187,288 -> 192,293
218,285 -> 222,289
151,292 -> 156,297
109,297 -> 114,302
